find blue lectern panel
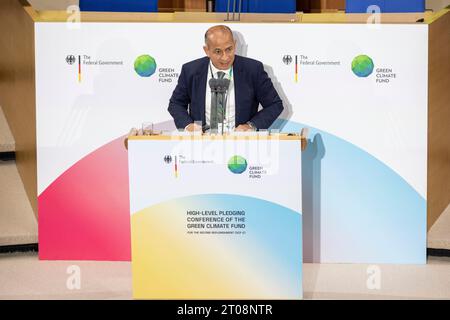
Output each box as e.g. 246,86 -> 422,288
346,0 -> 425,13
79,0 -> 158,12
215,0 -> 296,14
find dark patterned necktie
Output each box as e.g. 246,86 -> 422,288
216,71 -> 226,125
210,71 -> 226,131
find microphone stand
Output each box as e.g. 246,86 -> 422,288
209,78 -> 230,135
226,0 -> 242,21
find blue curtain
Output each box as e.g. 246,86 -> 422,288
346,0 -> 425,13
79,0 -> 158,12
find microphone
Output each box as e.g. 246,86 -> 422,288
209,78 -> 230,94
209,78 -> 230,134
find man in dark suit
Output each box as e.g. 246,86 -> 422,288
168,25 -> 284,132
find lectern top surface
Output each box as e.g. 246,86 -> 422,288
128,133 -> 303,141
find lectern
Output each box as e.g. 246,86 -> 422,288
128,132 -> 304,299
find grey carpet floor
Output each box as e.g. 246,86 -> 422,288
0,252 -> 448,299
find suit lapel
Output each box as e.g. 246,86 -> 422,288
194,57 -> 209,126
233,55 -> 243,126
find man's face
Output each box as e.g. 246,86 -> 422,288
203,31 -> 236,70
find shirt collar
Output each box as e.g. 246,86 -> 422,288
209,61 -> 232,79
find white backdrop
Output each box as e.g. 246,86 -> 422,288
35,23 -> 428,198
35,22 -> 428,263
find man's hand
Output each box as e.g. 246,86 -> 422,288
235,124 -> 254,132
185,123 -> 202,132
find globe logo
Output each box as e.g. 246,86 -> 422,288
351,55 -> 374,77
227,155 -> 247,174
134,54 -> 157,77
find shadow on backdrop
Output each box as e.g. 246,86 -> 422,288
302,133 -> 325,263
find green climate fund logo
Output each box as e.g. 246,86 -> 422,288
351,55 -> 374,78
228,155 -> 248,174
134,54 -> 157,77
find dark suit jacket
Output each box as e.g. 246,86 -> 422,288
168,55 -> 284,130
